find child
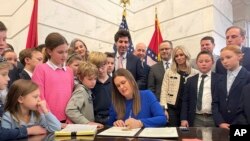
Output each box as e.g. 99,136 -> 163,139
66,53 -> 82,85
32,32 -> 74,123
181,51 -> 220,127
89,52 -> 112,124
1,79 -> 61,132
0,21 -> 46,140
19,48 -> 43,80
212,45 -> 250,129
105,52 -> 115,76
2,49 -> 18,67
65,61 -> 103,128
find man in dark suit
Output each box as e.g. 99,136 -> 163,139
133,42 -> 150,89
191,36 -> 219,71
147,40 -> 173,101
216,26 -> 250,74
114,29 -> 146,89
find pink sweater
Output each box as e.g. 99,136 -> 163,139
32,64 -> 74,121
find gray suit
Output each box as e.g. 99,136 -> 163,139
147,61 -> 166,101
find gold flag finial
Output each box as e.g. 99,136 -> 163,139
120,0 -> 130,17
120,0 -> 130,7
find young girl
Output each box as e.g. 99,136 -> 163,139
66,53 -> 82,85
212,45 -> 250,129
1,79 -> 61,132
32,32 -> 74,123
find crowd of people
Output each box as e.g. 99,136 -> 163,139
0,20 -> 250,140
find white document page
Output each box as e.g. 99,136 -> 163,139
138,127 -> 178,138
98,127 -> 141,137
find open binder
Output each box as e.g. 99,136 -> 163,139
54,124 -> 97,136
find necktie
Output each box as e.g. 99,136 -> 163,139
165,62 -> 169,69
118,56 -> 123,68
197,74 -> 207,111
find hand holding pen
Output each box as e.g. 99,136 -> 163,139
124,118 -> 143,129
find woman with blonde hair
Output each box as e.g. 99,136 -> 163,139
160,45 -> 198,126
69,38 -> 88,61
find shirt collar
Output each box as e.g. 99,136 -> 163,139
46,60 -> 67,71
24,68 -> 33,77
227,66 -> 242,77
116,52 -> 127,59
199,70 -> 212,78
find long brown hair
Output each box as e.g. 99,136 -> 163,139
4,79 -> 40,126
45,32 -> 68,60
112,68 -> 141,119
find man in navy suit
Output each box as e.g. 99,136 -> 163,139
133,42 -> 150,89
216,26 -> 250,74
114,30 -> 146,89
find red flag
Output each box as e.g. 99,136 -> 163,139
146,12 -> 163,66
26,0 -> 38,48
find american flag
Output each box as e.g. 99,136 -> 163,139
146,13 -> 163,66
113,15 -> 134,53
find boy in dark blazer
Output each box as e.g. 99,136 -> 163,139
181,51 -> 220,127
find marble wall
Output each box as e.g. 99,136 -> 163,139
0,0 -> 234,58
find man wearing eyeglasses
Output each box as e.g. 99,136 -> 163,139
216,26 -> 250,74
148,40 -> 173,101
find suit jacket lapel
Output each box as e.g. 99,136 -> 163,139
193,74 -> 199,97
230,68 -> 244,93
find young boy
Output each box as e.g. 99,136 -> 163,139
181,51 -> 221,127
19,48 -> 43,79
65,61 -> 103,127
105,52 -> 115,76
89,52 -> 112,125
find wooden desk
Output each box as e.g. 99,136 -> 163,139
20,127 -> 229,141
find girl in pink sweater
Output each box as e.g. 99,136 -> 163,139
32,32 -> 74,123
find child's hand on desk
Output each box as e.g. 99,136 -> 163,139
181,120 -> 189,127
219,123 -> 230,130
61,123 -> 67,129
88,122 -> 104,129
27,125 -> 47,135
124,118 -> 143,129
113,120 -> 126,127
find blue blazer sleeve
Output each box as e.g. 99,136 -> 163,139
212,76 -> 226,126
234,84 -> 250,124
0,127 -> 27,141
